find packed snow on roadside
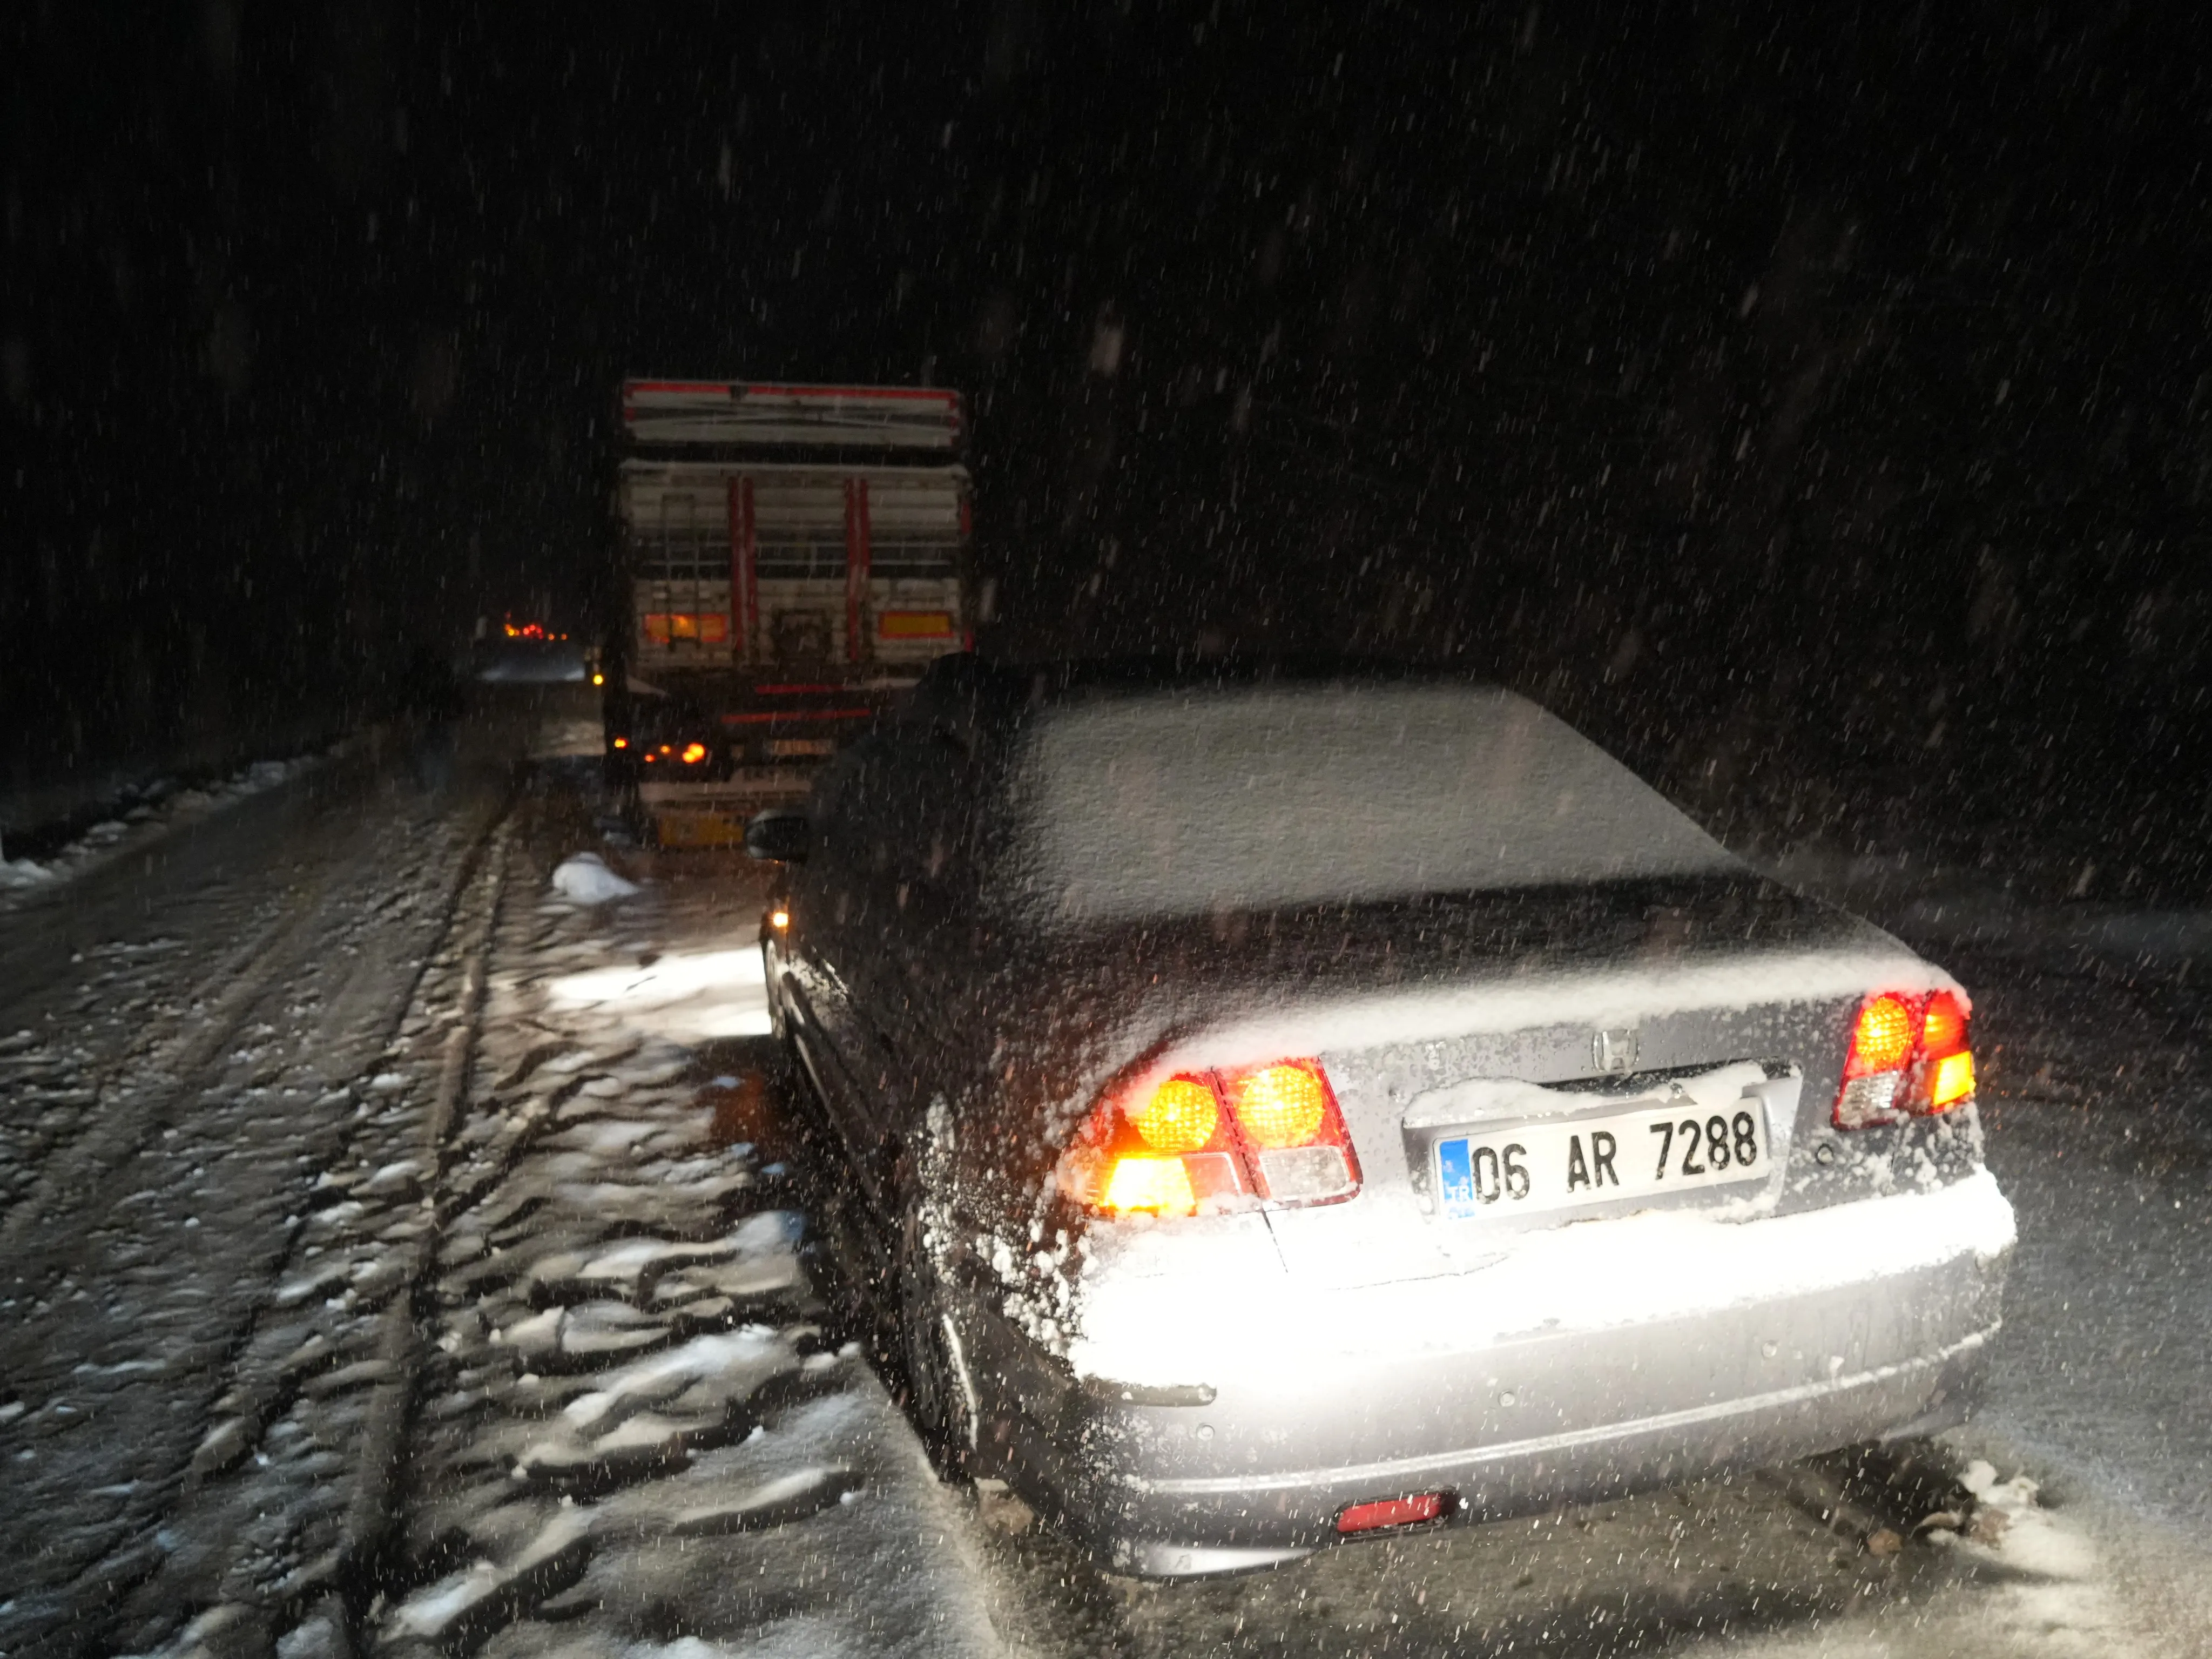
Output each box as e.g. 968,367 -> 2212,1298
0,751 -> 329,902
550,851 -> 642,904
380,861 -> 1002,1658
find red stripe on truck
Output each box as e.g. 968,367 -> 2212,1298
717,707 -> 876,725
845,478 -> 872,665
727,476 -> 757,661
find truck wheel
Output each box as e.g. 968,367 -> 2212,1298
897,1203 -> 976,1480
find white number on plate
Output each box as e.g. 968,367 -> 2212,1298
1434,1100 -> 1768,1221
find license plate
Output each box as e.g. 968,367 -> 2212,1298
1434,1098 -> 1770,1222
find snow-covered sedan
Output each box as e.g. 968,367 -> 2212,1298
751,658 -> 2014,1577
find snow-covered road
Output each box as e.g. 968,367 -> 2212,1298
5,724 -> 2212,1658
1,739 -> 512,1654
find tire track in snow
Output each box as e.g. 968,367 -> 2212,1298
85,813 -> 517,1659
0,869 -> 332,1268
0,780 -> 514,1659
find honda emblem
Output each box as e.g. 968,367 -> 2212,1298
1593,1028 -> 1639,1073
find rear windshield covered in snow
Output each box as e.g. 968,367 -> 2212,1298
994,684 -> 1735,924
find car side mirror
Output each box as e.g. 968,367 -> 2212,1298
744,808 -> 812,864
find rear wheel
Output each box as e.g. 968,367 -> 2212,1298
761,935 -> 791,1047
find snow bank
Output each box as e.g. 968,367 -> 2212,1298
551,852 -> 640,903
0,854 -> 55,890
1002,685 -> 1737,923
0,748 -> 327,906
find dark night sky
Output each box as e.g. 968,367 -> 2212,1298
6,2 -> 2210,880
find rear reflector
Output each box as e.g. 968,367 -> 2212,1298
1337,1493 -> 1449,1534
1257,1144 -> 1353,1200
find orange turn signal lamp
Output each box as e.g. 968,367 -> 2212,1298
769,908 -> 790,930
1059,1058 -> 1361,1218
1834,988 -> 1976,1129
680,741 -> 707,765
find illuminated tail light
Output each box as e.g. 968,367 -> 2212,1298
1930,1049 -> 1976,1108
1057,1059 -> 1362,1217
1921,990 -> 1975,1109
680,741 -> 708,765
1222,1060 -> 1359,1203
1833,988 -> 1976,1129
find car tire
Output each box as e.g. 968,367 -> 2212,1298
896,1199 -> 975,1481
763,940 -> 790,1046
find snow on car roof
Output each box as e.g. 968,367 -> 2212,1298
999,682 -> 1738,923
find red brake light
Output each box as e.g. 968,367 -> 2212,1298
1058,1058 -> 1361,1217
1921,991 -> 1967,1057
1833,988 -> 1975,1129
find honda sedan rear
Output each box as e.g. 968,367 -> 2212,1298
755,659 -> 2013,1577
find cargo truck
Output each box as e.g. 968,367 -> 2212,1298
606,379 -> 974,846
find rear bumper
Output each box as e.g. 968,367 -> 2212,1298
969,1181 -> 2010,1576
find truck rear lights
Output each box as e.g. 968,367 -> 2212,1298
1337,1493 -> 1452,1535
642,612 -> 730,645
680,742 -> 708,765
878,610 -> 956,639
1057,1060 -> 1361,1217
1833,989 -> 1976,1129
